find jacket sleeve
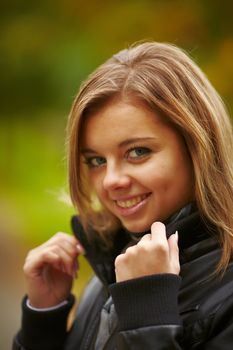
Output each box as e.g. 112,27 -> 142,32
109,274 -> 183,349
12,295 -> 75,350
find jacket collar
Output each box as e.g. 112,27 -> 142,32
71,204 -> 216,286
71,216 -> 131,286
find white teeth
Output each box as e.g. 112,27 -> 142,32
116,195 -> 147,208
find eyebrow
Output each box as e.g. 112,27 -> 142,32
81,137 -> 156,154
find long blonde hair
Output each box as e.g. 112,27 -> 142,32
67,42 -> 233,272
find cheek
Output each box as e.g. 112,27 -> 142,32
161,156 -> 194,201
89,173 -> 105,198
146,156 -> 188,193
147,156 -> 174,182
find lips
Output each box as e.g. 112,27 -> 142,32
116,194 -> 149,209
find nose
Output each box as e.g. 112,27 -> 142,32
103,162 -> 131,191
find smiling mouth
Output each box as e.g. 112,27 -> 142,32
116,194 -> 150,209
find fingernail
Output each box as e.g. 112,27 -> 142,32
76,244 -> 85,254
175,231 -> 179,242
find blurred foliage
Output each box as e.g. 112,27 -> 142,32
0,0 -> 232,245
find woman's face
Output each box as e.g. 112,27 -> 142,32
81,98 -> 194,233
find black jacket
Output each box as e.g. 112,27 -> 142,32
13,208 -> 233,349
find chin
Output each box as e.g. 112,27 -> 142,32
122,220 -> 152,234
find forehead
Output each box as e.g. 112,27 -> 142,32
82,98 -> 161,140
80,98 -> 185,156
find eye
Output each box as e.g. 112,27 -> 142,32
84,156 -> 106,168
127,147 -> 151,159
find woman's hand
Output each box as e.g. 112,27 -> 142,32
23,232 -> 84,308
115,222 -> 180,282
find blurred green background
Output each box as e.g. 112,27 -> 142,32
1,0 -> 232,348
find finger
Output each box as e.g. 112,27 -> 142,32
38,244 -> 77,276
50,245 -> 77,277
72,259 -> 79,279
51,233 -> 85,256
76,242 -> 85,255
150,222 -> 168,242
24,250 -> 63,277
41,232 -> 78,251
55,236 -> 85,255
168,232 -> 180,274
28,245 -> 77,278
138,233 -> 151,243
38,233 -> 80,259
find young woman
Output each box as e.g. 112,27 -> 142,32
13,42 -> 233,349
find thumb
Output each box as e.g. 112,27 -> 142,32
168,231 -> 180,275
